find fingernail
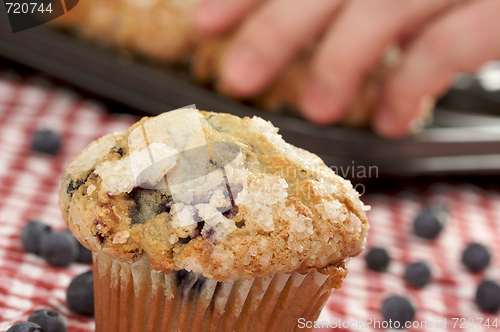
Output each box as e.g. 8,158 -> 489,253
221,45 -> 265,96
408,95 -> 435,134
193,0 -> 221,29
301,80 -> 342,123
374,102 -> 405,138
409,117 -> 425,134
376,96 -> 435,137
418,95 -> 435,123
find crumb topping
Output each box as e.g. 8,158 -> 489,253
239,173 -> 288,233
60,109 -> 369,281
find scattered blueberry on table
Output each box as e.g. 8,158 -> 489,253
377,203 -> 499,322
475,280 -> 500,313
40,232 -> 78,267
365,247 -> 390,272
413,204 -> 448,239
462,243 -> 491,272
75,241 -> 93,263
6,321 -> 45,332
31,129 -> 61,156
21,221 -> 52,255
405,262 -> 432,288
66,271 -> 94,317
65,229 -> 93,263
14,190 -> 500,326
381,295 -> 416,328
21,221 -> 92,268
28,309 -> 67,332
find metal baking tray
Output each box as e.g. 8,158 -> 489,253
1,13 -> 500,179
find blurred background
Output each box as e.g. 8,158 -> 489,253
1,4 -> 500,194
1,2 -> 500,331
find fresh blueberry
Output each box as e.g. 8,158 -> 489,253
475,280 -> 500,313
75,242 -> 92,263
65,230 -> 92,264
365,247 -> 390,272
31,129 -> 61,156
28,309 -> 66,332
413,204 -> 448,239
40,232 -> 78,267
405,262 -> 432,288
7,322 -> 45,332
21,221 -> 52,255
381,295 -> 416,329
67,270 -> 94,316
462,243 -> 491,272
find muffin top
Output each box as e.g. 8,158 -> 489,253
59,109 -> 369,281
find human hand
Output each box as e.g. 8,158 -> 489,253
193,0 -> 500,138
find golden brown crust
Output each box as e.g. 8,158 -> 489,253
60,109 -> 368,281
53,0 -> 200,61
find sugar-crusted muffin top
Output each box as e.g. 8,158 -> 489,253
59,109 -> 369,281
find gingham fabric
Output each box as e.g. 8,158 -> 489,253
0,77 -> 498,332
0,77 -> 135,332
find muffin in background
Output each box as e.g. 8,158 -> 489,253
52,0 -> 389,127
59,108 -> 369,331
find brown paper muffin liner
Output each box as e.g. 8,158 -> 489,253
93,252 -> 343,332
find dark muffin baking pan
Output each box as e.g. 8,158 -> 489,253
1,13 -> 500,178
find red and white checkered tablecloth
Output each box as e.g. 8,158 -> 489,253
0,77 -> 135,332
0,77 -> 498,332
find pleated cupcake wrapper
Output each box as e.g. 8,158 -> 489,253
93,252 -> 337,332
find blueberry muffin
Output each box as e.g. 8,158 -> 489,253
52,0 -> 389,127
59,108 -> 369,332
52,0 -> 200,61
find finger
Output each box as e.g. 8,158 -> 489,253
219,0 -> 343,97
300,0 -> 452,124
193,0 -> 263,35
374,0 -> 500,138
